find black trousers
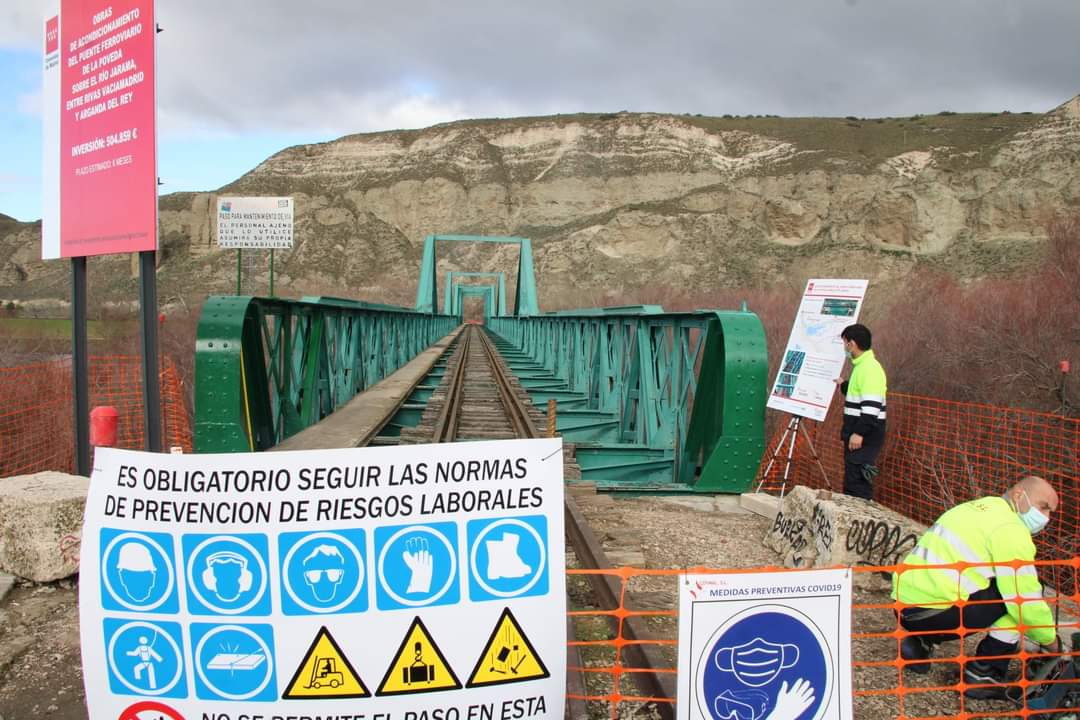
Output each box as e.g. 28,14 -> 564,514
899,580 -> 1018,673
842,439 -> 882,500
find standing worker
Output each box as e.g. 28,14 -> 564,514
893,476 -> 1063,698
835,323 -> 887,499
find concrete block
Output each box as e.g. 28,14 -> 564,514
740,492 -> 781,520
713,494 -> 751,514
763,485 -> 926,572
0,471 -> 89,582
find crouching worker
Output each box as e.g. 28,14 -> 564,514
892,475 -> 1063,698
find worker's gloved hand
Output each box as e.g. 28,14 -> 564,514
403,536 -> 434,594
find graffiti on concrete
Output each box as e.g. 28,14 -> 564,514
810,503 -> 833,553
771,511 -> 808,565
845,519 -> 919,566
59,533 -> 81,570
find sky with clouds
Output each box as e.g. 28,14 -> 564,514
1,0 -> 1078,221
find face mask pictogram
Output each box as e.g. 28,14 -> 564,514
715,638 -> 800,688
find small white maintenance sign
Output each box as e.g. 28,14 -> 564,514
217,196 -> 294,249
81,439 -> 566,720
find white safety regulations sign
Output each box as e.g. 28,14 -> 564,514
766,279 -> 868,422
80,438 -> 566,720
677,569 -> 852,720
217,196 -> 294,249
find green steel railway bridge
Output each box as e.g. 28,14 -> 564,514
195,234 -> 768,493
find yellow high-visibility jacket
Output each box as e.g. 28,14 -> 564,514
892,496 -> 1055,645
841,349 -> 887,443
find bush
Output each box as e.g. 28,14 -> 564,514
541,215 -> 1080,416
873,214 -> 1080,414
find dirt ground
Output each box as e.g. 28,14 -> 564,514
0,579 -> 86,719
574,493 -> 1036,720
0,493 -> 1047,720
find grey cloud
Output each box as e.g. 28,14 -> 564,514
8,0 -> 1080,134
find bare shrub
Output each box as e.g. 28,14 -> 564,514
536,215 -> 1080,417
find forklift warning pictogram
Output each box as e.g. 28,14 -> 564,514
467,607 -> 549,687
376,617 -> 462,696
281,626 -> 369,699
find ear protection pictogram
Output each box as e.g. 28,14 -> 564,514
202,550 -> 253,594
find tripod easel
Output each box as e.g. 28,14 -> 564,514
755,414 -> 831,498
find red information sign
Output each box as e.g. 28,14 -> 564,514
45,0 -> 157,258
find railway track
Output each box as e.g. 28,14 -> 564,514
401,325 -> 672,719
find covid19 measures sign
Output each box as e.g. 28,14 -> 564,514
80,439 -> 566,719
677,569 -> 852,720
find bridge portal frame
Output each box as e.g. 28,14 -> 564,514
443,271 -> 508,317
415,235 -> 538,316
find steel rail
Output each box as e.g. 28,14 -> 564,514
477,326 -> 673,718
430,328 -> 472,442
475,327 -> 539,440
564,496 -> 676,719
428,326 -> 669,717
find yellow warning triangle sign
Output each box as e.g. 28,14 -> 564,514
376,617 -> 462,696
467,607 -> 550,687
282,626 -> 370,699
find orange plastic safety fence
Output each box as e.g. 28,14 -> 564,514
757,393 -> 1080,587
566,561 -> 1080,720
0,355 -> 192,477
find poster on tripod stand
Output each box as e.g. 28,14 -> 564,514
767,279 -> 868,422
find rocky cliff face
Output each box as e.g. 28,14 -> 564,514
3,97 -> 1078,308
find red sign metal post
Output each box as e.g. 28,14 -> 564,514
43,0 -> 160,472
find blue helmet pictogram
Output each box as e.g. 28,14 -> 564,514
116,541 -> 157,602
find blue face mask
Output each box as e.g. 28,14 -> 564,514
1019,490 -> 1049,535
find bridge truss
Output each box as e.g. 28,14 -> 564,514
194,235 -> 768,491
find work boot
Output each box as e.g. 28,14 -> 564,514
963,659 -> 1013,700
900,636 -> 933,674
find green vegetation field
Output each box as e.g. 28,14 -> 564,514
0,317 -> 134,340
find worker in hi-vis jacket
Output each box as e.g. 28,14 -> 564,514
894,475 -> 1063,698
835,323 -> 887,500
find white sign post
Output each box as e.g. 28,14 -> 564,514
766,279 -> 868,422
80,439 -> 566,720
217,196 -> 293,296
677,569 -> 852,720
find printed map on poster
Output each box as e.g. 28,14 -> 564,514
767,279 -> 868,422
